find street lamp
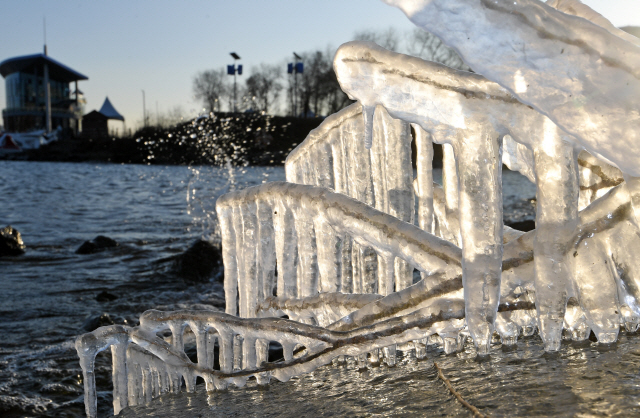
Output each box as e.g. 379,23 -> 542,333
287,53 -> 303,117
228,52 -> 243,113
141,90 -> 146,127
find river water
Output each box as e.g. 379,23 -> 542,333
2,160 -> 639,418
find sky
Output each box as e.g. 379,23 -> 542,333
0,0 -> 638,131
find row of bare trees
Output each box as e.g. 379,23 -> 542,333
193,27 -> 469,117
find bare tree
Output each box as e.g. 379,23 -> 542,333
193,69 -> 228,113
353,27 -> 400,51
155,105 -> 185,128
245,64 -> 283,114
404,29 -> 471,71
298,50 -> 331,117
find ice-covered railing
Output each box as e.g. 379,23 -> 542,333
284,103 -> 419,294
368,0 -> 639,350
383,0 -> 640,217
76,296 -> 481,417
76,0 -> 640,415
74,310 -> 336,418
334,40 -> 578,351
76,176 -> 640,417
215,181 -> 462,318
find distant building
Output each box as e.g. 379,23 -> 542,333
0,49 -> 87,134
82,97 -> 125,138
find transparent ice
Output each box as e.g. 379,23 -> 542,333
76,1 -> 640,416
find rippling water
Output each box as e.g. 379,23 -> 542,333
5,160 -> 634,418
0,161 -> 284,417
121,335 -> 640,417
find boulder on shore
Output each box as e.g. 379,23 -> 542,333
96,290 -> 118,302
172,239 -> 223,283
76,235 -> 118,254
0,225 -> 26,256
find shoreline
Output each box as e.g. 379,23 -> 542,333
1,114 -> 445,168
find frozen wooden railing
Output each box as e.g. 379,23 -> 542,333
76,1 -> 640,415
215,182 -> 462,318
77,295 -> 486,417
285,103 -> 421,295
76,173 -> 640,416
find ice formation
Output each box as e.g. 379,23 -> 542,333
76,1 -> 640,416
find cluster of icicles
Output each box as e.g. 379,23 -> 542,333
76,0 -> 640,416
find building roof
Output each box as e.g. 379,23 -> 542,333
83,110 -> 108,120
0,53 -> 88,83
99,97 -> 125,121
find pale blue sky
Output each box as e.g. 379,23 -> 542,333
1,0 -> 638,130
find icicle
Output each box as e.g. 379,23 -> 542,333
233,334 -> 244,371
441,143 -> 460,247
168,321 -> 185,353
382,345 -> 396,366
531,122 -> 579,351
218,330 -> 234,374
293,206 -> 318,298
240,201 -> 259,317
357,353 -> 367,369
362,105 -> 375,149
413,339 -> 427,359
206,332 -> 216,370
378,254 -> 395,296
413,124 -> 434,234
191,323 -> 209,369
110,342 -> 129,415
368,349 -> 380,366
282,341 -> 295,362
256,339 -> 269,368
567,239 -> 620,344
216,205 -> 238,315
273,200 -> 298,298
256,199 -> 276,303
442,337 -> 457,355
340,234 -> 354,293
242,336 -> 257,370
314,217 -> 341,293
331,129 -> 347,194
495,313 -> 518,346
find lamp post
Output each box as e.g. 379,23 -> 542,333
228,52 -> 242,113
287,53 -> 303,117
141,90 -> 146,127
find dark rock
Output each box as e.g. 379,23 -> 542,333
0,225 -> 26,256
76,235 -> 118,254
82,313 -> 115,332
96,290 -> 118,302
173,239 -> 222,283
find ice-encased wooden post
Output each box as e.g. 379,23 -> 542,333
531,124 -> 579,351
453,128 -> 503,355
